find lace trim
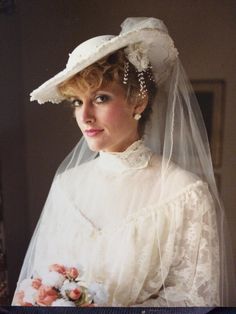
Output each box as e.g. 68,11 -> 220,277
98,140 -> 152,172
125,180 -> 209,221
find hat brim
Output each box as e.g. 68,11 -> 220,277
30,28 -> 177,104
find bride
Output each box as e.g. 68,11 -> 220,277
12,17 -> 235,306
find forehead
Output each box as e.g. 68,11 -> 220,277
70,81 -> 127,98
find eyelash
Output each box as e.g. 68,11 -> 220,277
95,95 -> 110,103
70,94 -> 110,108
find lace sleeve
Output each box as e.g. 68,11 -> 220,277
133,183 -> 220,307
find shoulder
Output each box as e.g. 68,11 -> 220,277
164,161 -> 201,191
54,158 -> 98,187
150,155 -> 210,203
159,161 -> 213,217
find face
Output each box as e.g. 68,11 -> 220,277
71,82 -> 142,152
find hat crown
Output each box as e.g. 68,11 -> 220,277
67,35 -> 115,69
31,17 -> 178,104
66,17 -> 168,70
120,17 -> 168,35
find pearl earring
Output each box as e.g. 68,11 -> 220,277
134,113 -> 141,120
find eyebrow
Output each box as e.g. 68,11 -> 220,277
95,89 -> 114,93
68,89 -> 114,101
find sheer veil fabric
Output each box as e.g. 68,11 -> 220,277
14,17 -> 236,306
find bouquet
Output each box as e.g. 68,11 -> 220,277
14,263 -> 108,307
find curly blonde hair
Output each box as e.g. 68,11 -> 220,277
58,49 -> 157,136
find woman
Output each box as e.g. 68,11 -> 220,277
13,17 -> 235,306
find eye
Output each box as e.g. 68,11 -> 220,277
95,94 -> 110,104
71,99 -> 83,108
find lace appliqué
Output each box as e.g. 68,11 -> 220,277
132,181 -> 220,307
98,140 -> 152,173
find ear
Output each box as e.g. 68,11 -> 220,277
133,96 -> 148,115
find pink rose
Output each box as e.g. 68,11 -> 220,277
14,290 -> 33,306
14,290 -> 24,305
32,278 -> 42,289
66,267 -> 79,279
68,287 -> 82,300
22,302 -> 33,306
49,263 -> 66,275
36,285 -> 58,306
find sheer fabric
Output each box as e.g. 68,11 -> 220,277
17,141 -> 220,306
13,17 -> 236,306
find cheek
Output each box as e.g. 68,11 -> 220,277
103,111 -> 121,126
102,105 -> 134,129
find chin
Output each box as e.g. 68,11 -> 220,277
86,139 -> 106,152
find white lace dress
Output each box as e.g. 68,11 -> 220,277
32,140 -> 220,306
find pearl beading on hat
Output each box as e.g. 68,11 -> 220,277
123,62 -> 129,85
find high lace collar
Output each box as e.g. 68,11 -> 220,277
98,140 -> 152,173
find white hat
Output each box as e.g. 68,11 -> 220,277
30,17 -> 178,104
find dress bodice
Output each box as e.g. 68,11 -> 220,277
29,141 -> 220,306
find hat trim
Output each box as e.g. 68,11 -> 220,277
30,28 -> 177,104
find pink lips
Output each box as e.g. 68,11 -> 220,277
84,129 -> 104,137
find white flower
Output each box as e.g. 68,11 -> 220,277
88,282 -> 108,305
51,298 -> 76,307
17,278 -> 37,304
124,43 -> 150,72
41,271 -> 65,289
60,280 -> 80,299
23,286 -> 37,305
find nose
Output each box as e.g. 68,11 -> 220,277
80,101 -> 95,124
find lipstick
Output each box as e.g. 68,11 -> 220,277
84,129 -> 104,137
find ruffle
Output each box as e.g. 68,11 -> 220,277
68,179 -> 210,237
32,173 -> 219,306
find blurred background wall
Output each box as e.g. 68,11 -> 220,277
0,0 -> 235,302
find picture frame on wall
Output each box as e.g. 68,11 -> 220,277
191,80 -> 225,169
